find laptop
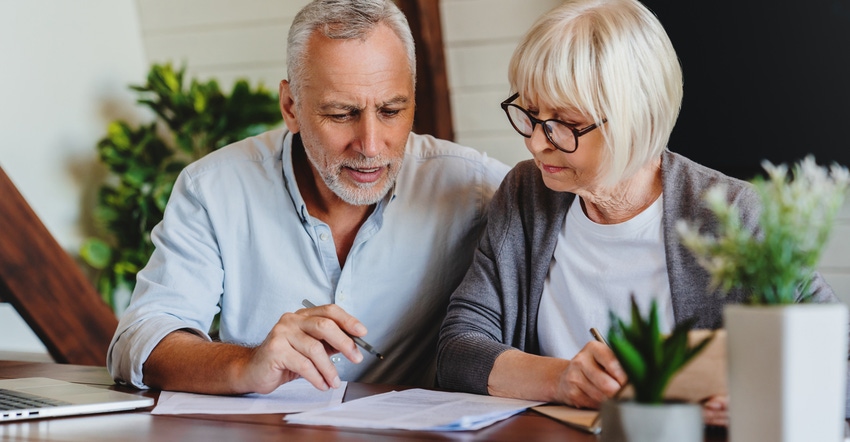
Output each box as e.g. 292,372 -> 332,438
0,377 -> 154,422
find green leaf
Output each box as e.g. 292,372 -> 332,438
84,62 -> 282,313
606,295 -> 714,404
80,238 -> 113,269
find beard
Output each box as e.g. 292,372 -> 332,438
303,142 -> 404,206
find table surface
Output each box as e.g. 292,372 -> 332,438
0,360 -> 728,441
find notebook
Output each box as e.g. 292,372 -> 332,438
533,329 -> 726,433
0,377 -> 154,422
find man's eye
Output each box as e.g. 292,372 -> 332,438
381,109 -> 401,117
327,112 -> 355,121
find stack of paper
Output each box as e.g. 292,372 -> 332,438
151,379 -> 346,415
285,388 -> 543,431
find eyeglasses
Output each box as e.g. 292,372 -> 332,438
500,93 -> 605,153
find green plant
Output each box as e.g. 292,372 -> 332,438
607,296 -> 712,404
677,156 -> 849,304
80,63 -> 282,312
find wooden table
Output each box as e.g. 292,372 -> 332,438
0,360 -> 728,441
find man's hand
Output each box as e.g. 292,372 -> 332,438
243,303 -> 369,393
142,304 -> 369,395
555,341 -> 627,409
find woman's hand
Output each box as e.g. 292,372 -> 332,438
702,395 -> 729,427
556,341 -> 628,409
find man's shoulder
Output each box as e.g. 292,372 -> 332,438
183,128 -> 286,177
403,132 -> 510,179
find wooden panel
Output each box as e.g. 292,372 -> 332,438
186,65 -> 287,93
143,24 -> 288,69
0,166 -> 117,366
136,0 -> 309,31
441,0 -> 562,43
454,133 -> 529,167
451,89 -> 509,133
398,0 -> 454,140
446,42 -> 516,89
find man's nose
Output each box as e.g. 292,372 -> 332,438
354,114 -> 380,158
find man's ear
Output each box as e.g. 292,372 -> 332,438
279,80 -> 300,134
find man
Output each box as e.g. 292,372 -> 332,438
107,0 -> 508,394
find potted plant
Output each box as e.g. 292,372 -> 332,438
600,295 -> 713,442
678,155 -> 850,442
79,63 -> 282,314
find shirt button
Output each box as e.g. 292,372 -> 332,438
319,233 -> 329,241
331,355 -> 342,364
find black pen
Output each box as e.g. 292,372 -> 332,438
301,299 -> 384,360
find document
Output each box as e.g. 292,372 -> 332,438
151,379 -> 346,415
284,388 -> 544,431
533,329 -> 727,433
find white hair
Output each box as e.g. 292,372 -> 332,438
287,0 -> 416,102
509,0 -> 683,186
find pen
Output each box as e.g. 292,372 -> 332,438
589,326 -> 629,400
301,299 -> 384,360
588,326 -> 625,432
589,327 -> 609,347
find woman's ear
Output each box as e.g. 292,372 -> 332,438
279,80 -> 300,133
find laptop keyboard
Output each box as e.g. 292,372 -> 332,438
0,389 -> 70,410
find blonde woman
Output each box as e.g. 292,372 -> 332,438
436,0 -> 839,426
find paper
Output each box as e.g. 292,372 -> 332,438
151,378 -> 346,415
284,388 -> 544,431
534,329 -> 727,433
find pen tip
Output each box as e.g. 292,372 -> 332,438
376,354 -> 384,360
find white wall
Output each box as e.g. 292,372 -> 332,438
0,0 -> 148,360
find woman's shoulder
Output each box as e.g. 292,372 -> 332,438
662,150 -> 759,219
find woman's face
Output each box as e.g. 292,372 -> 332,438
523,100 -> 607,194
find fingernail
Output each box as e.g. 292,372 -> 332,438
354,323 -> 367,334
332,376 -> 341,389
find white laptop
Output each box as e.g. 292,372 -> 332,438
0,377 -> 154,422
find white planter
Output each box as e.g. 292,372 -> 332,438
725,303 -> 848,442
599,400 -> 702,442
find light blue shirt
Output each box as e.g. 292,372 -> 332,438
107,128 -> 509,389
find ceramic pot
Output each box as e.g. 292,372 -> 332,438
725,303 -> 848,442
599,399 -> 702,442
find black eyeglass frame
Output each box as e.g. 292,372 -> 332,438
500,92 -> 605,153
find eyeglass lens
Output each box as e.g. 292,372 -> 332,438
506,105 -> 576,152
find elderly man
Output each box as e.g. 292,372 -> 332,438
107,0 -> 508,394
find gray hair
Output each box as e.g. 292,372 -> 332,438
287,0 -> 416,101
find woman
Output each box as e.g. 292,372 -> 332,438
436,0 -> 837,426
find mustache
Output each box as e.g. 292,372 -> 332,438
336,156 -> 396,170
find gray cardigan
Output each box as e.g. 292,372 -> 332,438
437,151 -> 839,395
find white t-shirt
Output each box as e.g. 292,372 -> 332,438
537,195 -> 674,359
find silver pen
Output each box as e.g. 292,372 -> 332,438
301,299 -> 384,360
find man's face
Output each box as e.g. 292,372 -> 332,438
280,24 -> 415,206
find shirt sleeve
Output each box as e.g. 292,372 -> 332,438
106,168 -> 223,389
436,168 -> 520,394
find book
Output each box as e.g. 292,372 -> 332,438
532,329 -> 726,433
